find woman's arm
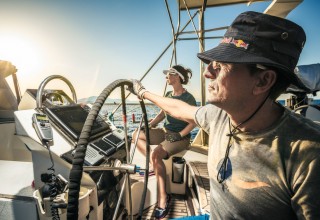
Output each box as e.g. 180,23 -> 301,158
179,122 -> 197,137
144,92 -> 198,123
149,110 -> 165,127
130,79 -> 199,123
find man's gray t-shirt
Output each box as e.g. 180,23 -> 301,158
195,104 -> 320,219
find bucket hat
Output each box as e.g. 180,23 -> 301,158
197,11 -> 310,92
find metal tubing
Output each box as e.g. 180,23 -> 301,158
198,1 -> 207,147
164,0 -> 177,66
112,173 -> 128,220
183,0 -> 204,51
12,72 -> 21,104
179,26 -> 228,35
177,36 -> 224,41
121,85 -> 133,220
83,164 -> 136,174
130,116 -> 145,163
36,75 -> 77,108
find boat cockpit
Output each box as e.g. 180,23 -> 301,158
1,1 -> 319,220
8,63 -> 320,220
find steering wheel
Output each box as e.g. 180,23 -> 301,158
36,75 -> 77,109
67,79 -> 151,220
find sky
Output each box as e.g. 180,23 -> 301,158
0,0 -> 320,101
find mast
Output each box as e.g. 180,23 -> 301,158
198,1 -> 208,148
199,5 -> 206,106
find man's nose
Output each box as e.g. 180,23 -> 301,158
203,65 -> 216,79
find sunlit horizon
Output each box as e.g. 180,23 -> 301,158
0,34 -> 42,73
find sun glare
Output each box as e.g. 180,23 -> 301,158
0,35 -> 42,75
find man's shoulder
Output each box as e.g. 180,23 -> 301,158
285,109 -> 320,135
280,109 -> 320,150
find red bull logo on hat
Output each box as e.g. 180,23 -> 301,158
220,37 -> 249,50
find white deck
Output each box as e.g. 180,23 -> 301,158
0,160 -> 38,220
0,160 -> 34,197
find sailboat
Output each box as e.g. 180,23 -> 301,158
1,0 -> 319,219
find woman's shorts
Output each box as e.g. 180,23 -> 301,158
146,128 -> 190,158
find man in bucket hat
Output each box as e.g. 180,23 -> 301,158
129,11 -> 320,219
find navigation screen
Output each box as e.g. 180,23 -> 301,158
46,105 -> 110,141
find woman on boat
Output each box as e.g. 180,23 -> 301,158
130,12 -> 320,220
132,64 -> 197,219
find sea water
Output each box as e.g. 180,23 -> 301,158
100,100 -> 320,141
101,103 -> 199,140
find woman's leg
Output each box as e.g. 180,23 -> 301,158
132,129 -> 147,157
132,128 -> 165,169
153,133 -> 190,208
151,145 -> 169,209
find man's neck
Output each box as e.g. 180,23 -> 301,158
228,99 -> 283,133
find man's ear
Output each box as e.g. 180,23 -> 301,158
253,70 -> 277,95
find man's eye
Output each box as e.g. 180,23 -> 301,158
215,64 -> 221,71
207,61 -> 223,75
207,63 -> 215,73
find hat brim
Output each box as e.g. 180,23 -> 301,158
197,44 -> 311,92
163,70 -> 170,74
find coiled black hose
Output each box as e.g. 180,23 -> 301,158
50,196 -> 60,220
45,142 -> 61,220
